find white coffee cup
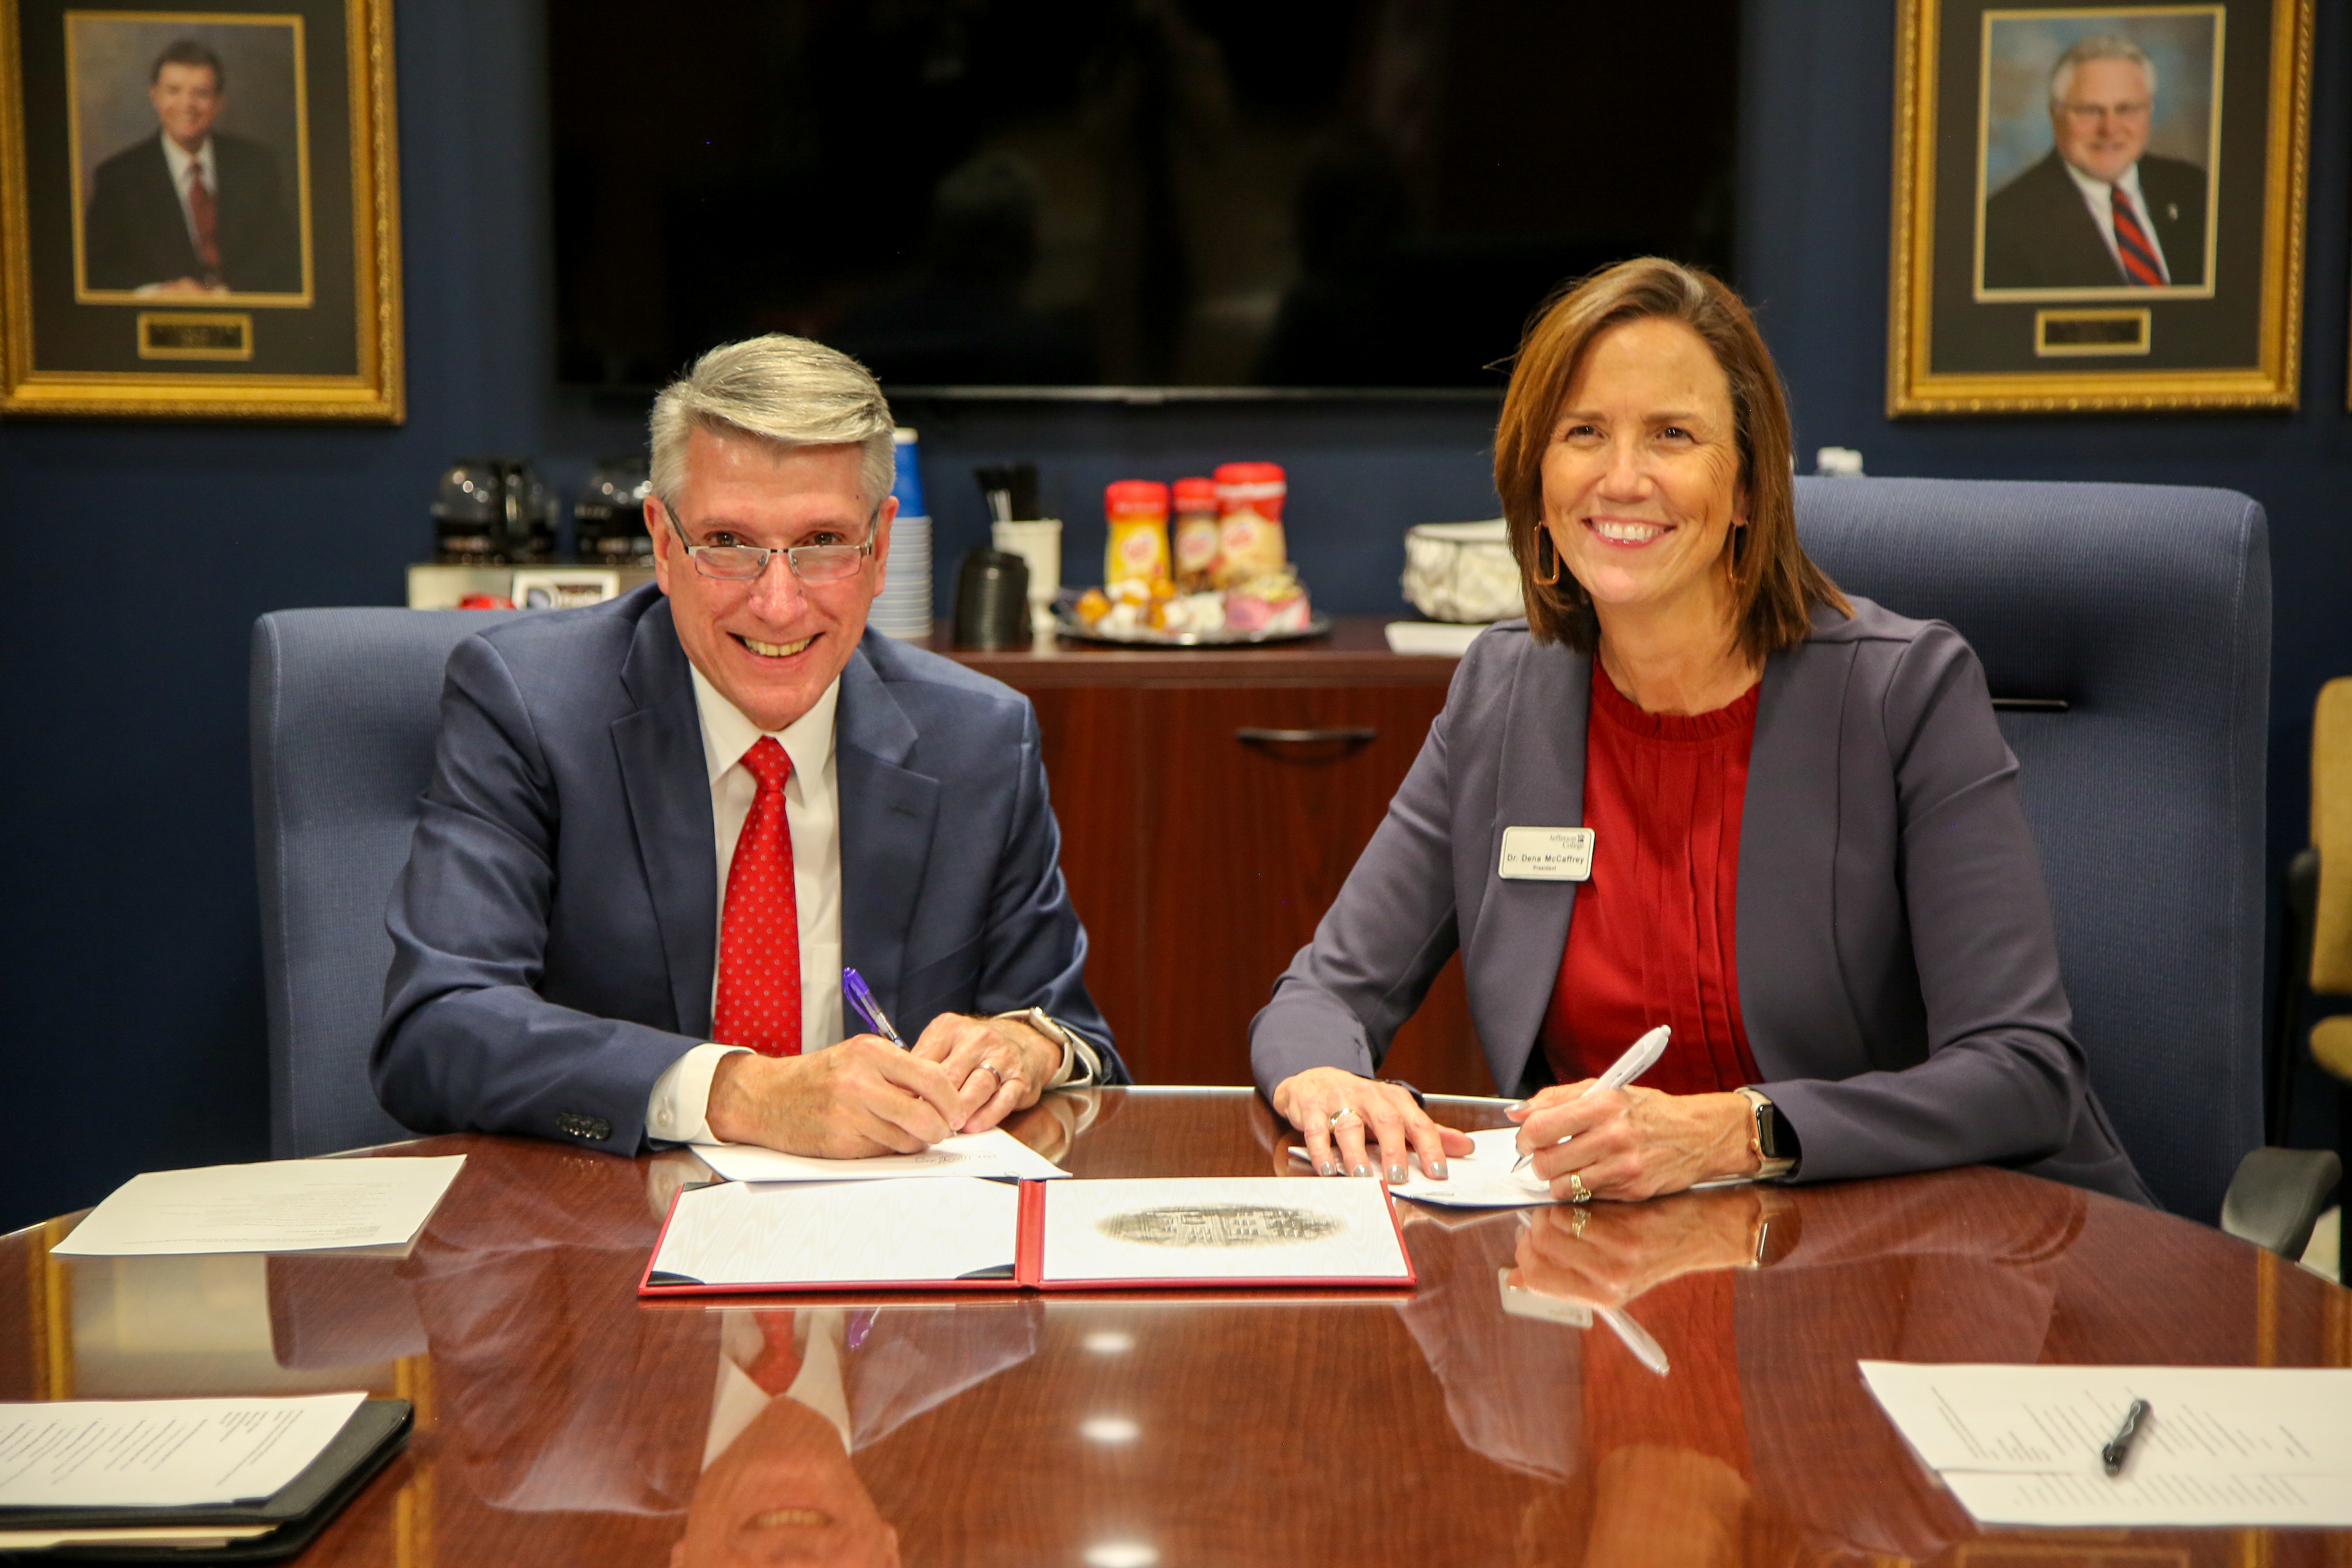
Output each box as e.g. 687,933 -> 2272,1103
991,519 -> 1062,630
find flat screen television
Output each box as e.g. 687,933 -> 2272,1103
548,0 -> 1741,393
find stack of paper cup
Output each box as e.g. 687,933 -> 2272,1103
869,428 -> 933,642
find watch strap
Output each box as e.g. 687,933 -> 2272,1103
1734,1087 -> 1798,1180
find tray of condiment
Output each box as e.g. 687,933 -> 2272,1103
1061,463 -> 1322,646
1052,601 -> 1331,647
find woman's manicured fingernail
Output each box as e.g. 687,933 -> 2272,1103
1351,1164 -> 1373,1179
1318,1159 -> 1340,1177
1429,1162 -> 1448,1179
1386,1163 -> 1408,1184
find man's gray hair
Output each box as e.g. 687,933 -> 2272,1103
647,334 -> 896,510
2049,34 -> 2157,108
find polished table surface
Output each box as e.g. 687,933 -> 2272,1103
6,1089 -> 2347,1567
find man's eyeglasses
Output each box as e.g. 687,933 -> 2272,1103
660,498 -> 881,583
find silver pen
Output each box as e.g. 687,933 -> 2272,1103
1512,1024 -> 1673,1174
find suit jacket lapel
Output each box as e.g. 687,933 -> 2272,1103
611,597 -> 719,1038
138,135 -> 200,276
1464,638 -> 1588,1093
1735,611 -> 1856,1082
837,640 -> 940,1025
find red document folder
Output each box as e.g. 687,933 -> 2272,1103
638,1177 -> 1415,1297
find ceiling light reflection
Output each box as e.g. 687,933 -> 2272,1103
1083,1544 -> 1159,1568
1079,1415 -> 1140,1444
1082,1330 -> 1136,1354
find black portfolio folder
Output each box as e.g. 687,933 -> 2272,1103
0,1398 -> 412,1561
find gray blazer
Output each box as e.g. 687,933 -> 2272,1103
1251,599 -> 2152,1204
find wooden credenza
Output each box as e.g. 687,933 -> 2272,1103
937,617 -> 1489,1093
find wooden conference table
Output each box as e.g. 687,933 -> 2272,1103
5,1089 -> 2346,1567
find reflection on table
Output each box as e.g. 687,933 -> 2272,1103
6,1088 -> 2346,1568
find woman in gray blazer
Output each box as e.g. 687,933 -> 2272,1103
1253,258 -> 2150,1208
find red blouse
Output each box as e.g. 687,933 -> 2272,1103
1540,663 -> 1763,1095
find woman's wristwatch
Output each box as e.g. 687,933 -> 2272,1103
1733,1087 -> 1800,1179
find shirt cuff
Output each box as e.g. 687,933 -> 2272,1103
647,1042 -> 753,1144
1053,1031 -> 1102,1088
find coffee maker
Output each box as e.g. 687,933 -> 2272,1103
573,458 -> 654,565
432,459 -> 555,565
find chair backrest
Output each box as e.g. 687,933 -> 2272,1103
1793,477 -> 2269,1222
2313,677 -> 2352,997
251,608 -> 524,1156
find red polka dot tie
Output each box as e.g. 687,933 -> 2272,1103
712,737 -> 802,1056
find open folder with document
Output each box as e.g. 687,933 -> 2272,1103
640,1176 -> 1413,1295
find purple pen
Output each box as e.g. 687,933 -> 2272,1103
842,967 -> 907,1046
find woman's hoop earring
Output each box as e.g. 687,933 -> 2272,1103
1532,526 -> 1563,587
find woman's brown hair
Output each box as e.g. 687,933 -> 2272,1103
1492,257 -> 1848,658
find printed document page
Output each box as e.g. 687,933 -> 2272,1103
1040,1177 -> 1410,1283
54,1158 -> 466,1257
1389,1128 -> 1553,1208
1943,1468 -> 2352,1528
692,1128 -> 1068,1185
0,1393 -> 366,1509
1860,1362 -> 2352,1526
652,1177 -> 1020,1286
1290,1128 -> 1744,1207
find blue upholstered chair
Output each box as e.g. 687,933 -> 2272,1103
250,608 -> 521,1156
1792,477 -> 2332,1237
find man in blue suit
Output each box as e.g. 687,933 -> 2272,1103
376,334 -> 1123,1158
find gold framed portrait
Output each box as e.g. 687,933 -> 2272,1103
1888,0 -> 2312,415
0,0 -> 401,420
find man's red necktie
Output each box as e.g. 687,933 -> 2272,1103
2111,187 -> 2168,287
186,164 -> 221,276
712,737 -> 802,1055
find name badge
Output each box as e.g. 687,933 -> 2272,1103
1499,826 -> 1593,881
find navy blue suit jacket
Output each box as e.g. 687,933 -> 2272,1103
374,586 -> 1124,1153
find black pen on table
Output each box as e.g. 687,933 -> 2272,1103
2101,1397 -> 2150,1476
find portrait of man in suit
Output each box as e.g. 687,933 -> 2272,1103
80,36 -> 303,296
1980,31 -> 2212,293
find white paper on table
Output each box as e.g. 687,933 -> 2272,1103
691,1128 -> 1068,1185
53,1157 -> 467,1257
1858,1362 -> 2352,1476
0,1393 -> 367,1509
651,1177 -> 1020,1286
1290,1126 -> 1751,1206
1943,1468 -> 2352,1529
1392,1128 -> 1555,1207
1039,1177 -> 1409,1283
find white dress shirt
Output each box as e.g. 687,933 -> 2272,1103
2060,158 -> 2173,284
644,665 -> 1098,1144
705,1310 -> 855,1466
157,135 -> 217,257
646,670 -> 844,1142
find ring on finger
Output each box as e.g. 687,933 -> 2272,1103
1329,1106 -> 1361,1128
1567,1171 -> 1593,1204
976,1062 -> 1006,1087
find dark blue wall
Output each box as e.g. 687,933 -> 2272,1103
2,0 -> 2346,1231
